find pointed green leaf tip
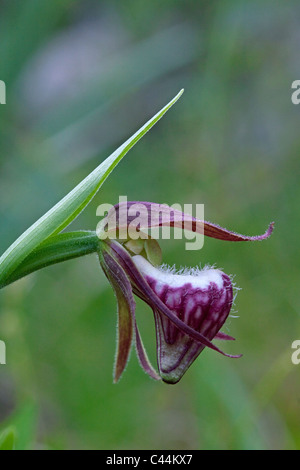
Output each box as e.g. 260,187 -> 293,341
0,89 -> 184,286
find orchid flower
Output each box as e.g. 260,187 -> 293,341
97,201 -> 274,384
0,90 -> 274,385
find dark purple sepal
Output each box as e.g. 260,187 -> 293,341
103,201 -> 274,242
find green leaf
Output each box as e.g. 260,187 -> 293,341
0,403 -> 37,450
0,89 -> 184,286
1,231 -> 99,289
0,427 -> 16,450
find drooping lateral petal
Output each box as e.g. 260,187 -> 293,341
99,250 -> 134,383
135,324 -> 161,381
99,244 -> 160,381
106,240 -> 241,359
101,201 -> 274,242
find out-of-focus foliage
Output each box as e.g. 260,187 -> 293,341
0,0 -> 299,450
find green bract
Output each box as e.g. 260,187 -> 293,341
0,89 -> 184,289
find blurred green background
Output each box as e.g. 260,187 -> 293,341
0,0 -> 299,450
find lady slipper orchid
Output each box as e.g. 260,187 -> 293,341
97,201 -> 274,384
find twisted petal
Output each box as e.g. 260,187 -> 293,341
101,201 -> 274,242
99,244 -> 160,382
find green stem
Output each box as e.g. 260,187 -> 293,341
0,231 -> 99,289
